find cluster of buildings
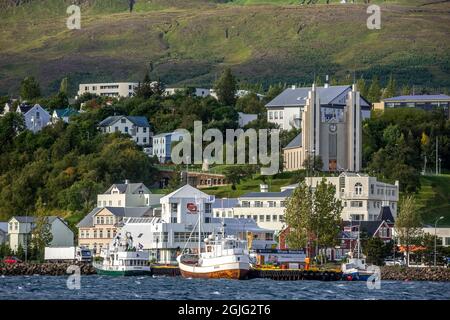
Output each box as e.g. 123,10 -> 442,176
1,102 -> 79,132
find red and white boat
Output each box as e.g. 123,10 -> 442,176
176,200 -> 250,280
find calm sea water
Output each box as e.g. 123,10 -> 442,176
1,275 -> 449,300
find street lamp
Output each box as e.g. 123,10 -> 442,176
434,216 -> 444,267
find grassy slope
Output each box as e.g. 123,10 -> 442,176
0,0 -> 449,95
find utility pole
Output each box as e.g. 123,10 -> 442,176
436,137 -> 438,176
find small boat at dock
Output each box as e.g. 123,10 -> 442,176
93,232 -> 151,276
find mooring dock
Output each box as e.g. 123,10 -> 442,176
150,266 -> 342,281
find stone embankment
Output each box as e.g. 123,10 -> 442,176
381,266 -> 450,281
0,262 -> 96,276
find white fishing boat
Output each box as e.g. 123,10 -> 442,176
93,232 -> 151,276
177,200 -> 250,280
341,225 -> 376,281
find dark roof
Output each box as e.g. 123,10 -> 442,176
284,133 -> 302,149
17,105 -> 33,114
98,116 -> 150,128
377,206 -> 395,223
240,189 -> 293,199
343,221 -> 386,237
54,108 -> 79,118
383,94 -> 450,102
9,216 -> 60,224
103,182 -> 149,194
0,222 -> 8,233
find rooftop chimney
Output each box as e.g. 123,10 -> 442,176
125,179 -> 130,184
291,85 -> 296,90
324,75 -> 329,88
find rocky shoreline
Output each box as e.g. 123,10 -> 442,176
1,263 -> 449,281
381,266 -> 450,282
0,263 -> 96,276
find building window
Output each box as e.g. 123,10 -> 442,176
354,183 -> 363,195
125,127 -> 129,133
171,217 -> 177,223
268,112 -> 273,120
109,200 -> 112,206
268,201 -> 275,207
260,215 -> 265,222
143,137 -> 147,144
279,111 -> 283,119
252,215 -> 257,221
98,201 -> 101,207
272,215 -> 278,222
445,237 -> 450,246
107,229 -> 111,238
143,127 -> 147,133
171,203 -> 178,214
274,111 -> 278,119
350,201 -> 363,207
118,200 -> 121,206
266,215 -> 271,222
121,119 -> 126,123
255,201 -> 263,207
242,201 -> 250,208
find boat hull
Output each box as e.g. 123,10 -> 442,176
94,267 -> 151,277
342,271 -> 373,281
180,267 -> 249,280
178,261 -> 250,280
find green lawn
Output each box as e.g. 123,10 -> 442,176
416,174 -> 450,226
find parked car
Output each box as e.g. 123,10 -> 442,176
3,256 -> 22,264
384,258 -> 405,266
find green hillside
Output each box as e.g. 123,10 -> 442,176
0,0 -> 449,95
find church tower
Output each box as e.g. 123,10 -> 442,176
345,84 -> 362,172
301,83 -> 321,168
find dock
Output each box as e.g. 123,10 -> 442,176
150,265 -> 342,281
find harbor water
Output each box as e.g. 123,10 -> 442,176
1,275 -> 449,300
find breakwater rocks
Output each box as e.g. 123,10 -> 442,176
381,266 -> 450,282
0,263 -> 96,276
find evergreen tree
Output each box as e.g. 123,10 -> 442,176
356,77 -> 368,98
382,75 -> 397,99
367,76 -> 382,103
401,85 -> 411,96
59,77 -> 69,95
214,68 -> 237,106
20,76 -> 41,101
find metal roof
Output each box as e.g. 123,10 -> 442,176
265,85 -> 351,108
383,94 -> 450,102
76,207 -> 152,228
284,133 -> 302,149
98,115 -> 150,128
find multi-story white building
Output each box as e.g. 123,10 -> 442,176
77,180 -> 163,254
232,189 -> 292,232
98,115 -> 152,146
8,216 -> 74,252
118,184 -> 276,263
77,82 -> 139,98
422,227 -> 450,247
282,172 -> 399,222
152,131 -> 184,163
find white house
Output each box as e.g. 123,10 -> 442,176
152,131 -> 184,163
97,180 -> 163,208
422,227 -> 450,247
77,82 -> 139,98
8,216 -> 74,252
281,172 -> 399,222
117,184 -> 275,263
98,115 -> 152,146
16,104 -> 51,133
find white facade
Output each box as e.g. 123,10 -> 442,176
117,185 -> 275,263
152,131 -> 184,163
8,216 -> 74,252
77,82 -> 138,98
97,181 -> 162,208
281,172 -> 399,222
98,115 -> 151,146
231,190 -> 291,232
16,104 -> 51,133
422,227 -> 450,247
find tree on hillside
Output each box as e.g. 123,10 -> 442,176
214,68 -> 237,106
395,195 -> 423,266
0,112 -> 26,152
356,77 -> 368,99
382,75 -> 397,99
367,76 -> 381,103
20,76 -> 41,101
59,77 -> 69,95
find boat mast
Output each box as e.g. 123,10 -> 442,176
197,196 -> 201,256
